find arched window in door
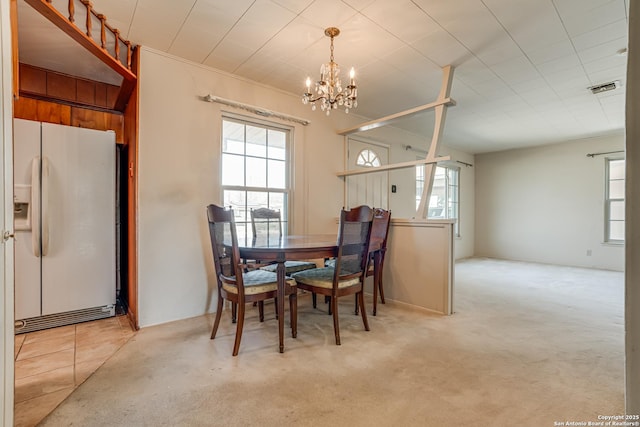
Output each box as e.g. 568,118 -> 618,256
356,148 -> 381,167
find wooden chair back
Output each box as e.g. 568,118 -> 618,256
250,207 -> 283,239
207,204 -> 241,287
362,207 -> 391,316
335,205 -> 373,278
369,208 -> 391,253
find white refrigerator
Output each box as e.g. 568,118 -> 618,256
13,118 -> 116,333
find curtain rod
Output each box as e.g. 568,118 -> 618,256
403,144 -> 427,154
586,150 -> 624,158
200,94 -> 310,126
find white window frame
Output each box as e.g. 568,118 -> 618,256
221,115 -> 292,242
356,148 -> 381,167
416,164 -> 460,237
605,156 -> 625,243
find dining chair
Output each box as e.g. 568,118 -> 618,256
207,204 -> 297,356
250,207 -> 317,275
355,207 -> 391,316
292,205 -> 373,345
249,207 -> 317,320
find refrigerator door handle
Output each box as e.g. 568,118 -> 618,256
31,157 -> 41,257
41,156 -> 50,256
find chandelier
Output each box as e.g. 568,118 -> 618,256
302,27 -> 358,115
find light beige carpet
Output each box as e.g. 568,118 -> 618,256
40,258 -> 624,426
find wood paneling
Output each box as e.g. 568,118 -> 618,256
38,100 -> 72,125
19,64 -> 47,95
107,84 -> 119,109
13,97 -> 71,124
95,82 -> 107,107
70,108 -> 123,142
76,79 -> 95,105
18,63 -> 120,110
47,72 -> 76,101
13,97 -> 124,144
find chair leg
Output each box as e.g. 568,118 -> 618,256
378,275 -> 385,304
232,301 -> 246,356
358,291 -> 370,331
312,292 -> 317,308
289,292 -> 297,338
354,294 -> 359,315
274,297 -> 278,319
331,296 -> 340,345
210,294 -> 224,339
231,302 -> 237,323
373,276 -> 378,316
258,301 -> 265,322
326,295 -> 332,315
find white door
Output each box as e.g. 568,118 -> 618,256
346,138 -> 389,209
1,0 -> 16,422
41,123 -> 116,315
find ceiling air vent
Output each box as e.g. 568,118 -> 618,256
588,80 -> 620,94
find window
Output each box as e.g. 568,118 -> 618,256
356,149 -> 381,167
416,165 -> 425,209
416,165 -> 460,236
605,158 -> 625,243
221,118 -> 290,241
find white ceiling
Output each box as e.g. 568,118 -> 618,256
17,0 -> 629,153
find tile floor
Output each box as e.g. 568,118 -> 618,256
13,315 -> 136,427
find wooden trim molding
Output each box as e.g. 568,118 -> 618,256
124,46 -> 140,329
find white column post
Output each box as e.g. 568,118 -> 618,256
416,65 -> 454,219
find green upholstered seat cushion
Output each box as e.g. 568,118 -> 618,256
292,267 -> 360,289
260,260 -> 317,274
221,269 -> 296,295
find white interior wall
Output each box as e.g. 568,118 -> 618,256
137,48 -> 345,327
137,47 -> 473,327
475,134 -> 624,271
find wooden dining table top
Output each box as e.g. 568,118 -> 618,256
238,234 -> 338,261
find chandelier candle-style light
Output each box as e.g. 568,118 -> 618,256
302,27 -> 358,115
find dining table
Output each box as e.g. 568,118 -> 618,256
238,234 -> 338,353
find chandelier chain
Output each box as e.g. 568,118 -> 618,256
330,35 -> 335,63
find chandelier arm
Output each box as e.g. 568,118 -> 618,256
305,90 -> 352,104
